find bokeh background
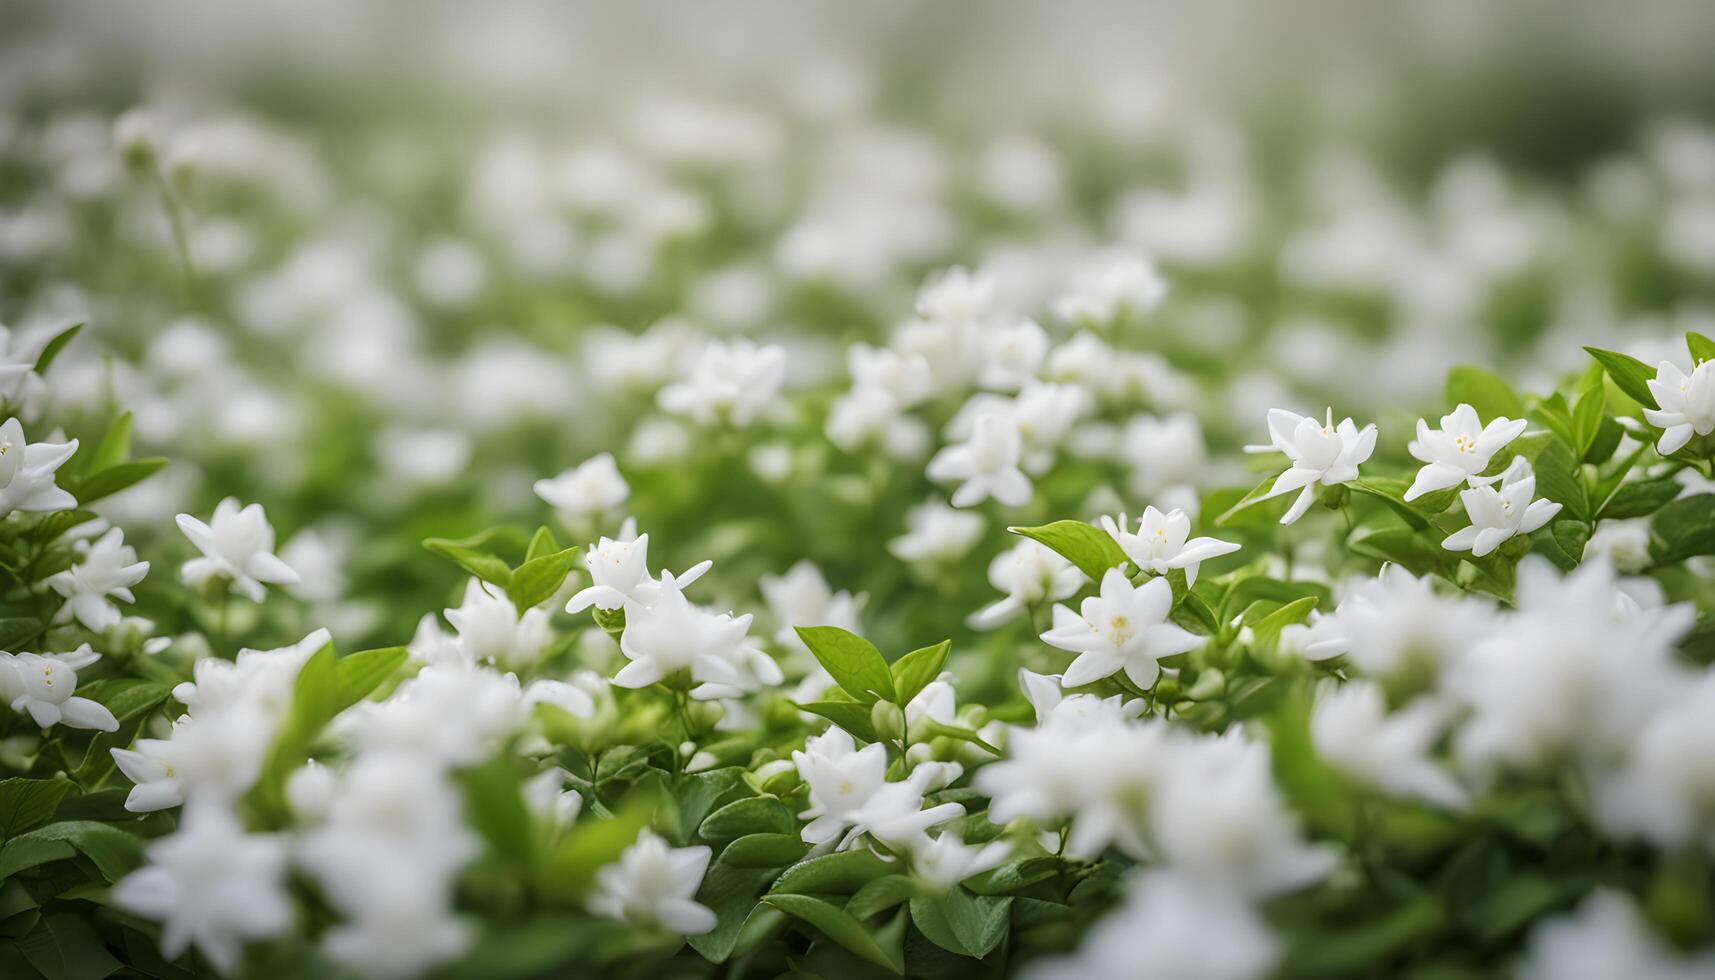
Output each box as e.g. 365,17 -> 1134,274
3,0 -> 1714,672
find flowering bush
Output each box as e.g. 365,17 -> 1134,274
5,6 -> 1715,979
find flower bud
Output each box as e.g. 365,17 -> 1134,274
870,699 -> 905,743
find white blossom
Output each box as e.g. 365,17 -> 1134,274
589,830 -> 717,935
657,338 -> 787,427
0,643 -> 118,731
1041,568 -> 1201,690
968,539 -> 1084,630
928,411 -> 1031,507
533,453 -> 629,526
176,497 -> 300,601
0,417 -> 77,516
47,526 -> 150,630
1311,683 -> 1467,809
792,726 -> 964,850
1405,402 -> 1527,500
1100,506 -> 1239,587
1441,458 -> 1560,557
1644,358 -> 1715,455
1247,408 -> 1377,524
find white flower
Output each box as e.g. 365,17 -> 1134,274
1041,568 -> 1201,690
523,768 -> 584,831
1100,507 -> 1239,587
926,411 -> 1031,507
47,526 -> 150,631
1148,732 -> 1336,898
523,678 -> 597,719
916,266 -> 996,326
278,528 -> 346,603
1449,557 -> 1694,773
0,326 -> 48,406
1585,517 -> 1654,574
1247,408 -> 1377,524
176,497 -> 300,601
760,561 -> 864,652
1405,402 -> 1528,500
1304,566 -> 1493,683
566,524 -> 652,613
1518,891 -> 1714,980
1052,252 -> 1168,327
967,539 -> 1085,630
444,578 -> 554,670
0,418 -> 77,516
1024,871 -> 1279,980
110,804 -> 292,974
908,832 -> 1012,892
978,318 -> 1049,391
588,830 -> 717,935
614,587 -> 746,692
792,726 -> 965,850
1644,359 -> 1715,455
657,338 -> 787,427
1441,458 -> 1560,557
1592,674 -> 1715,853
111,737 -> 187,812
1119,412 -> 1209,497
889,501 -> 985,565
1311,683 -> 1467,809
0,644 -> 119,731
533,453 -> 629,525
848,342 -> 933,407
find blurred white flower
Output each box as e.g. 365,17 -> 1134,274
908,831 -> 1012,892
589,830 -> 716,935
792,726 -> 964,850
889,500 -> 985,565
927,411 -> 1031,507
1312,682 -> 1466,809
111,804 -> 292,974
1518,891 -> 1714,980
657,338 -> 787,427
444,578 -> 554,669
534,453 -> 629,526
760,561 -> 864,651
1053,252 -> 1167,327
176,497 -> 299,601
968,539 -> 1084,630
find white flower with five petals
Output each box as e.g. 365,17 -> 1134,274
927,411 -> 1031,508
1100,507 -> 1239,587
0,644 -> 119,731
1246,408 -> 1377,525
47,527 -> 150,631
0,418 -> 77,516
1405,402 -> 1528,500
1040,568 -> 1202,690
1441,458 -> 1561,557
1643,359 -> 1715,455
176,498 -> 299,601
588,830 -> 717,936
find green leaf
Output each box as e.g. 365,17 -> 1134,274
914,720 -> 1002,755
1277,898 -> 1445,979
795,627 -> 895,704
890,640 -> 950,707
700,797 -> 796,843
67,680 -> 173,785
1250,597 -> 1319,651
688,861 -> 778,963
910,890 -> 1011,959
1600,477 -> 1683,520
1571,384 -> 1606,458
0,822 -> 143,882
0,620 -> 40,651
333,646 -> 407,710
424,530 -> 514,586
72,459 -> 167,505
1584,346 -> 1660,410
32,324 -> 81,375
719,834 -> 810,869
1651,494 -> 1715,565
546,792 -> 658,900
1531,440 -> 1588,521
1006,520 -> 1126,581
1445,365 -> 1523,421
525,525 -> 560,563
770,849 -> 893,896
764,894 -> 904,974
1538,520 -> 1592,572
1348,479 -> 1432,532
249,640 -> 339,820
1689,331 -> 1715,365
794,701 -> 879,743
1347,527 -> 1448,576
505,546 -> 580,611
846,875 -> 917,920
18,912 -> 121,980
0,781 -> 72,840
83,412 -> 133,477
457,757 -> 535,865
